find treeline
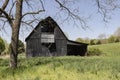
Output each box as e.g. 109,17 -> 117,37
0,37 -> 25,55
76,35 -> 120,45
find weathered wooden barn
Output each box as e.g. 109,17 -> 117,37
25,16 -> 88,57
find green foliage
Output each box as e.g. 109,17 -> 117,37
9,40 -> 25,54
89,39 -> 95,45
88,48 -> 103,56
18,40 -> 25,54
114,37 -> 119,42
95,40 -> 101,44
108,35 -> 116,43
0,37 -> 5,55
76,38 -> 84,42
2,40 -> 9,55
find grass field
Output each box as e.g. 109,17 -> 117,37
88,42 -> 120,56
0,42 -> 120,80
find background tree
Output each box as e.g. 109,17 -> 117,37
108,35 -> 116,43
114,27 -> 120,37
98,33 -> 106,39
2,39 -> 9,55
90,39 -> 95,45
18,40 -> 25,54
0,37 -> 5,55
9,40 -> 25,54
95,40 -> 101,45
76,38 -> 84,43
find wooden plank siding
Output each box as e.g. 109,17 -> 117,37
25,16 -> 88,57
54,27 -> 67,56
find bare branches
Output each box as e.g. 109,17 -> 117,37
22,0 -> 45,19
21,20 -> 34,29
96,0 -> 108,22
9,1 -> 16,16
22,10 -> 45,18
96,0 -> 120,22
0,0 -> 9,15
55,0 -> 87,29
0,8 -> 12,24
39,0 -> 45,11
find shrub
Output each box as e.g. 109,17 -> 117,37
108,35 -> 116,43
95,40 -> 101,45
88,48 -> 103,56
89,39 -> 95,45
18,40 -> 25,54
9,40 -> 25,54
0,37 -> 5,55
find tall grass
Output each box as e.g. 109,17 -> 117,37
0,42 -> 120,80
88,42 -> 120,56
0,56 -> 120,80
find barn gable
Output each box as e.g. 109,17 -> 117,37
25,16 -> 88,57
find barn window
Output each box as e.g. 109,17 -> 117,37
41,33 -> 54,43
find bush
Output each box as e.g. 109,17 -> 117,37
89,39 -> 95,45
9,40 -> 25,54
88,48 -> 103,56
95,40 -> 101,44
108,35 -> 116,43
0,37 -> 5,55
2,40 -> 9,55
18,40 -> 25,54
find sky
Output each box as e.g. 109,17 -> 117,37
0,0 -> 120,43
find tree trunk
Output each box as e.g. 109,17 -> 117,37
10,28 -> 19,68
9,0 -> 23,68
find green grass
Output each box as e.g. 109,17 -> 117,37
0,42 -> 120,80
0,56 -> 120,80
88,42 -> 120,56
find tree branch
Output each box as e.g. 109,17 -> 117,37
39,0 -> 45,11
55,0 -> 87,29
22,10 -> 45,18
0,0 -> 9,15
0,8 -> 12,25
9,1 -> 16,16
21,20 -> 36,31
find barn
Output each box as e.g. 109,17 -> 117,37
25,16 -> 88,57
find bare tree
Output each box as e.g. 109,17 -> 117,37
114,27 -> 120,37
98,33 -> 106,39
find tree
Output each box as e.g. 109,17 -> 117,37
108,35 -> 116,43
76,38 -> 84,43
114,37 -> 119,42
95,40 -> 101,44
98,33 -> 106,39
0,0 -> 86,68
2,39 -> 9,55
114,27 -> 120,37
0,37 -> 5,55
89,39 -> 95,45
9,40 -> 25,54
18,40 -> 25,54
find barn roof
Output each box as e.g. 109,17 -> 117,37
25,16 -> 88,45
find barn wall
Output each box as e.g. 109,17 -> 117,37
54,27 -> 67,56
26,17 -> 88,57
26,25 -> 42,57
